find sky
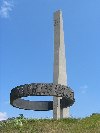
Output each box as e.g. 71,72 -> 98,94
0,0 -> 100,120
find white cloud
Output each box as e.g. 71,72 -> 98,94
0,0 -> 14,18
80,85 -> 88,94
0,112 -> 8,121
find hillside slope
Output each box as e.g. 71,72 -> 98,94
0,114 -> 100,133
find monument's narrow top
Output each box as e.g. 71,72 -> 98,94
54,10 -> 62,14
54,10 -> 62,26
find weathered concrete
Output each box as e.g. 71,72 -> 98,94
53,10 -> 70,119
10,83 -> 74,111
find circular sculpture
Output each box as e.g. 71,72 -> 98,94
10,83 -> 75,111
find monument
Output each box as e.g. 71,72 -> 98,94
10,10 -> 75,119
53,10 -> 69,119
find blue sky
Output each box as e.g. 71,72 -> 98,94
0,0 -> 100,120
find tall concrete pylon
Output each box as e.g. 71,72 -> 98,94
53,10 -> 69,119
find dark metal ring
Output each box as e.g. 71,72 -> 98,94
10,83 -> 75,111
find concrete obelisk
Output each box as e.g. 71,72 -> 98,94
53,10 -> 69,119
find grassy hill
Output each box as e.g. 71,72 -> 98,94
0,113 -> 100,133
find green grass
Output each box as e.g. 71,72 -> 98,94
0,113 -> 100,133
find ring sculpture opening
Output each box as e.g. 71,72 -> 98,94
10,83 -> 75,111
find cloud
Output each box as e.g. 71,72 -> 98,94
80,85 -> 88,94
0,112 -> 8,121
0,0 -> 14,18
